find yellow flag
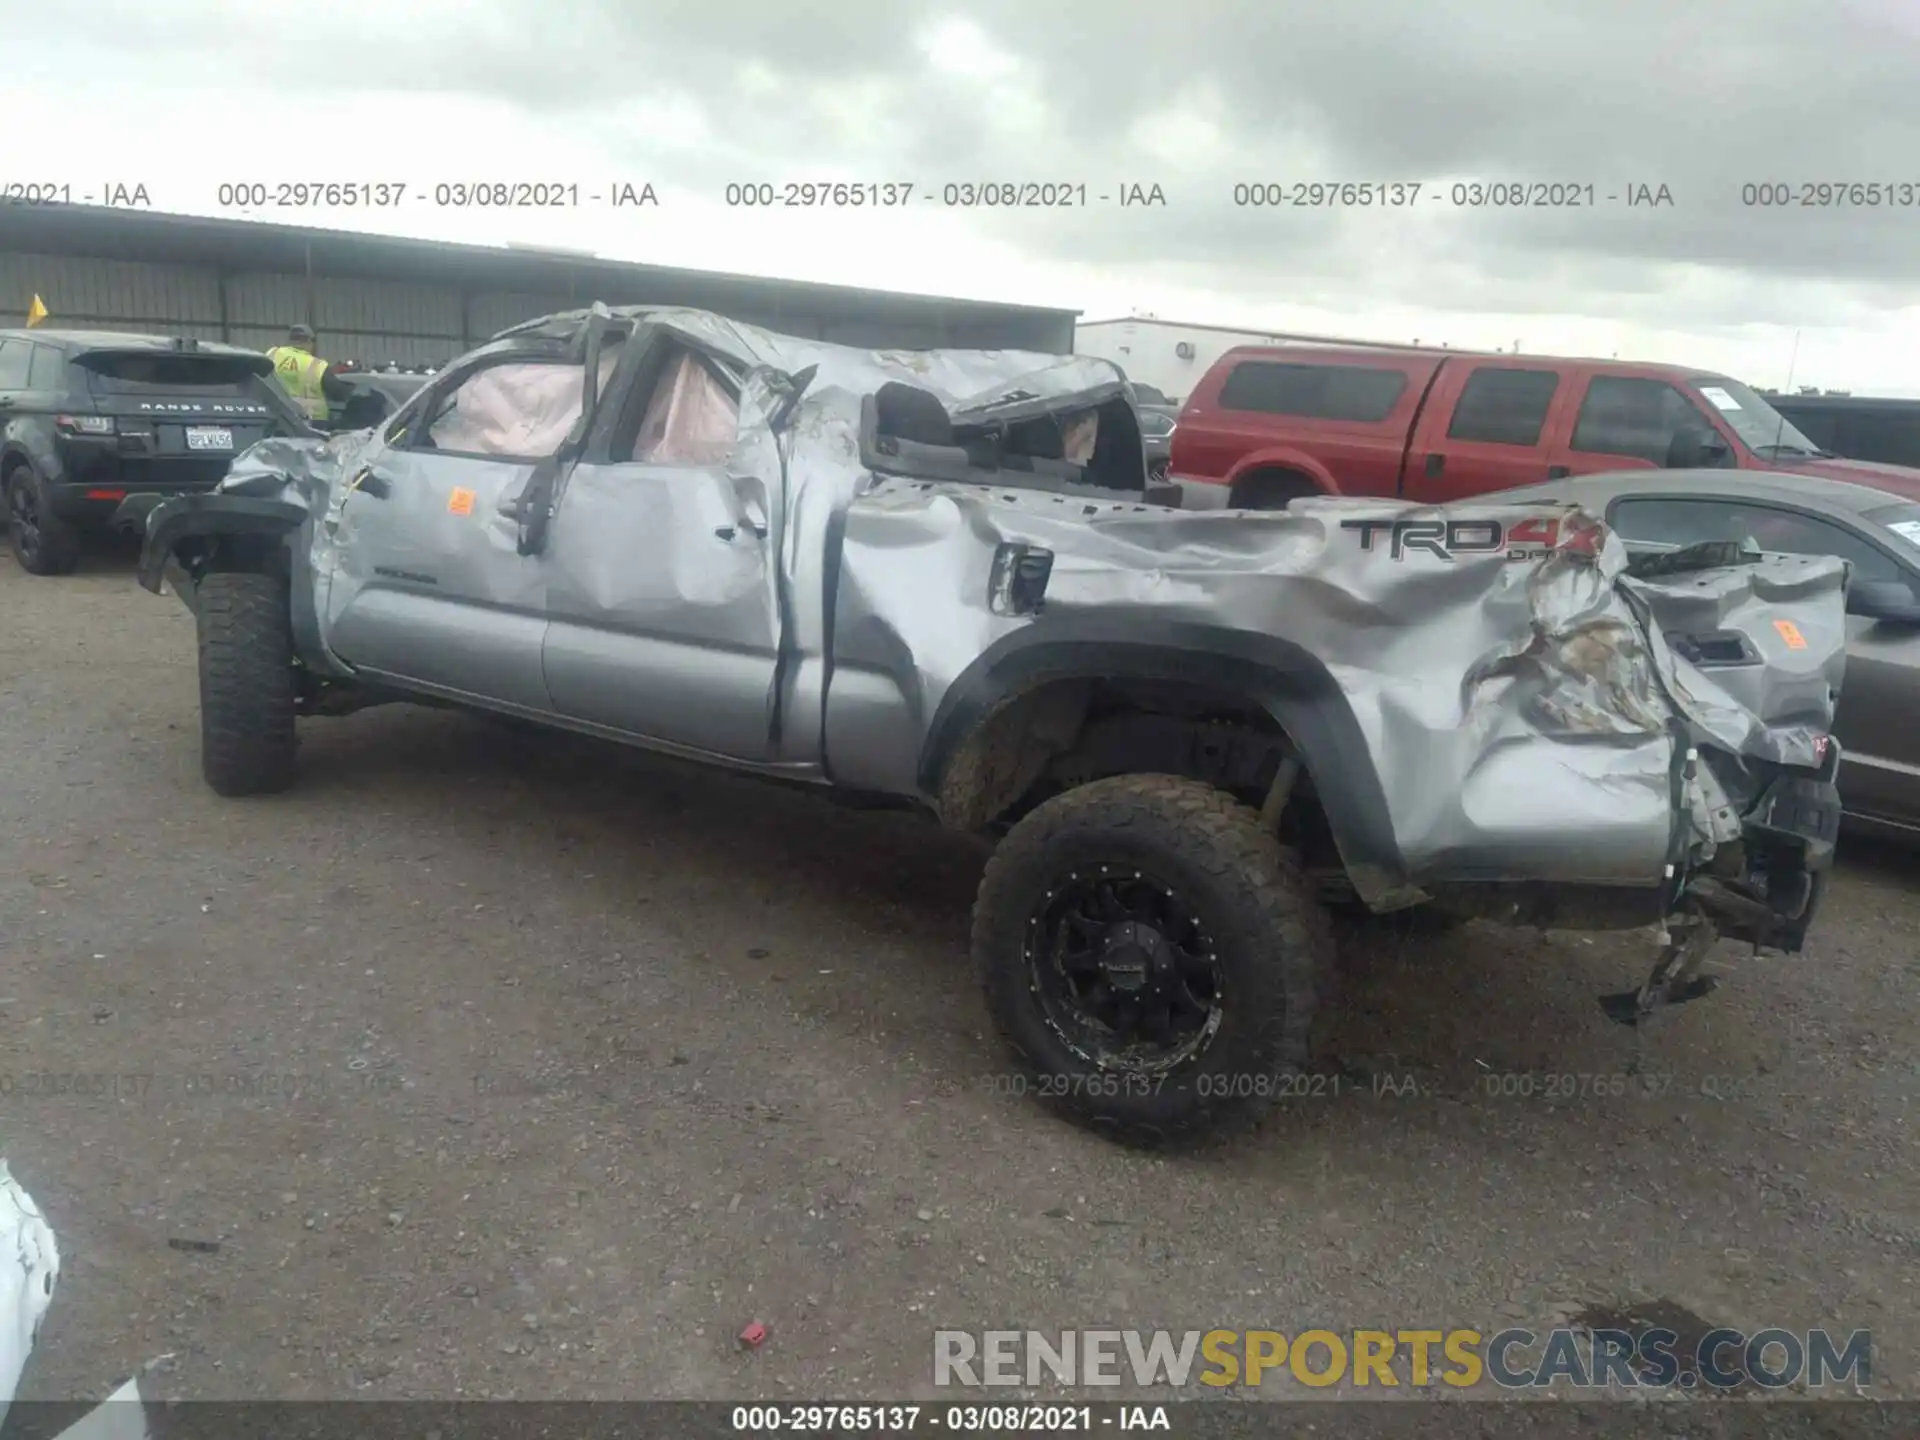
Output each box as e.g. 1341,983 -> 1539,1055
25,294 -> 48,327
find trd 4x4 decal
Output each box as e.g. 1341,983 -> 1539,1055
1341,515 -> 1565,562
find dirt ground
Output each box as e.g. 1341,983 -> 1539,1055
2,540 -> 1915,1413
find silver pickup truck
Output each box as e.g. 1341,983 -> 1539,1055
135,304 -> 1849,1145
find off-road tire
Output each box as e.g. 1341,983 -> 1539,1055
973,774 -> 1335,1146
197,571 -> 298,796
5,465 -> 82,576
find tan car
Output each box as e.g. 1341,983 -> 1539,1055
1493,468 -> 1920,840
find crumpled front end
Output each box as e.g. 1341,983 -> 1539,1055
133,431 -> 364,603
1614,540 -> 1846,952
217,430 -> 365,510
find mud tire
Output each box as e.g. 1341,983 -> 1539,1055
197,571 -> 298,796
973,774 -> 1335,1146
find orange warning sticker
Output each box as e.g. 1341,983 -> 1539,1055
447,487 -> 476,516
1773,618 -> 1808,650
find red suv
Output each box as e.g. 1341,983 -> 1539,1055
1167,344 -> 1920,509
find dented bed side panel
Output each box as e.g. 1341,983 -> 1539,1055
184,307 -> 1848,905
829,490 -> 1847,895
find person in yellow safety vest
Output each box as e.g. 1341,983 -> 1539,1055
265,324 -> 354,424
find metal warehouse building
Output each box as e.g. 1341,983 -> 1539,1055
0,205 -> 1077,365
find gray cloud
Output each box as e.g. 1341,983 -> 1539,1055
20,0 -> 1920,325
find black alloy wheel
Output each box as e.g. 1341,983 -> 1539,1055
1027,863 -> 1225,1074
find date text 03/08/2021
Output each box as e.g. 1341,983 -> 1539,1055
970,1070 -> 1339,1101
1229,181 -> 1675,208
723,182 -> 1167,208
1227,178 -> 1920,207
211,181 -> 659,209
729,1405 -> 1172,1433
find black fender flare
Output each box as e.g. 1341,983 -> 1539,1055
135,493 -> 308,595
917,618 -> 1411,903
0,435 -> 63,487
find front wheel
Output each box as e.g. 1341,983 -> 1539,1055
196,571 -> 298,796
972,774 -> 1334,1146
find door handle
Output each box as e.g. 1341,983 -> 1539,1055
1548,465 -> 1571,479
348,467 -> 392,499
1424,452 -> 1444,478
714,521 -> 767,542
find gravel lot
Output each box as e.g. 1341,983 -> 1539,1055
2,539 -> 1915,1414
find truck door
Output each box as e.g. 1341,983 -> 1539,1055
1403,361 -> 1571,501
1543,374 -> 1733,479
321,350 -> 606,712
538,335 -> 787,764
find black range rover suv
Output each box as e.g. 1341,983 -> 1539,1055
0,329 -> 310,575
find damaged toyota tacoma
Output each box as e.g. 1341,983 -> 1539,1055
132,304 -> 1848,1144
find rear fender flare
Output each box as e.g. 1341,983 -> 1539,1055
917,619 -> 1410,905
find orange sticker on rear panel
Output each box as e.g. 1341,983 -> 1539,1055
447,487 -> 476,516
1773,619 -> 1808,650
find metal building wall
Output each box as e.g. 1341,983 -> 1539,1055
950,315 -> 1075,352
227,273 -> 464,367
468,291 -> 574,341
0,250 -> 225,341
4,249 -> 495,364
2,243 -> 1074,362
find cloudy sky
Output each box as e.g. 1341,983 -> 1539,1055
11,0 -> 1920,392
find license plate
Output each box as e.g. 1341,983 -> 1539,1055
185,426 -> 233,451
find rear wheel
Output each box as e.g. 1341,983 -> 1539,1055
197,571 -> 298,796
5,465 -> 82,576
973,774 -> 1334,1146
